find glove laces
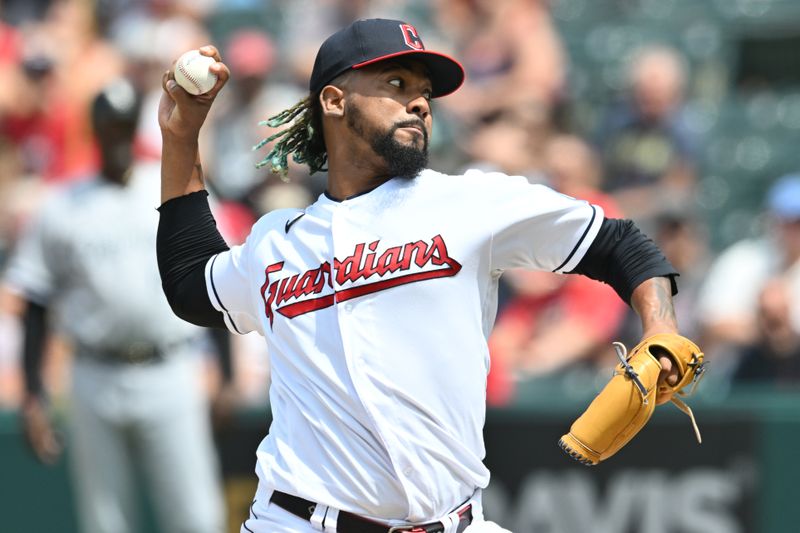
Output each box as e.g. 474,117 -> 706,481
613,341 -> 704,444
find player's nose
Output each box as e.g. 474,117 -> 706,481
407,95 -> 430,121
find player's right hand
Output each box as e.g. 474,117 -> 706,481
20,395 -> 62,465
158,45 -> 230,142
210,382 -> 238,431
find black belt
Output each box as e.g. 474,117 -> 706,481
78,339 -> 190,365
269,491 -> 473,533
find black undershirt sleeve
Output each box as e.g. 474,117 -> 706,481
568,217 -> 679,305
22,299 -> 47,397
156,190 -> 229,329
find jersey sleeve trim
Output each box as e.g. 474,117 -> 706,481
552,204 -> 604,274
205,253 -> 244,335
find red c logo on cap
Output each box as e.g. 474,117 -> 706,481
400,24 -> 424,51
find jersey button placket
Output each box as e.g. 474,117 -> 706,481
330,202 -> 406,490
330,205 -> 368,381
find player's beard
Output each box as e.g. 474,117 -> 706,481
346,103 -> 429,180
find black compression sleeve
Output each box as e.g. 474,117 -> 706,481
569,218 -> 679,305
22,300 -> 47,396
157,191 -> 230,328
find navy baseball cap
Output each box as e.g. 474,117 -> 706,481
309,18 -> 465,98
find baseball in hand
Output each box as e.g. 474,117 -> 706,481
174,50 -> 219,95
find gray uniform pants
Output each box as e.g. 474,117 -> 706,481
68,352 -> 225,533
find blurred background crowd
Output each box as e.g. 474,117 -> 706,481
4,0 -> 800,531
1,0 -> 800,452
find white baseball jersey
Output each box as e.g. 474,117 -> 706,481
4,163 -> 198,352
205,168 -> 604,522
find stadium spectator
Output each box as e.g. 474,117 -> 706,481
463,109 -> 549,177
733,277 -> 800,385
614,208 -> 711,351
652,210 -> 709,341
487,135 -> 626,404
110,3 -> 211,161
1,1 -> 125,183
595,45 -> 699,226
281,0 -> 422,90
207,29 -> 313,216
1,0 -> 52,26
436,0 -> 566,127
697,174 -> 800,366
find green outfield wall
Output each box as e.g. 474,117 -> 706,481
2,385 -> 798,533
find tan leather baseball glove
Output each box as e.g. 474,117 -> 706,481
558,333 -> 706,465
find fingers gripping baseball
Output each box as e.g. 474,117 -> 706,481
158,45 -> 230,141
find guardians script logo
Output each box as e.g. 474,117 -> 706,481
260,234 -> 461,326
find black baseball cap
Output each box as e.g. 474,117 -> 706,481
309,18 -> 465,98
92,78 -> 141,127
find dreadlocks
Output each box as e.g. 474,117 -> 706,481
254,93 -> 327,181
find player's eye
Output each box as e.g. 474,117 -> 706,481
422,89 -> 432,101
388,78 -> 403,88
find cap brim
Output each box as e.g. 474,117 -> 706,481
352,50 -> 465,98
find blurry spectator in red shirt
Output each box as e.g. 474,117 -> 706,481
1,1 -> 124,182
0,53 -> 78,181
733,277 -> 800,386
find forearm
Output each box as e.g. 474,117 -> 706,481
630,276 -> 679,337
22,299 -> 47,397
160,136 -> 206,204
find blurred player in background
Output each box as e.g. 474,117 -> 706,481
1,78 -> 227,533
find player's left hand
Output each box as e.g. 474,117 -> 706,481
20,395 -> 63,465
559,333 -> 706,465
654,349 -> 681,405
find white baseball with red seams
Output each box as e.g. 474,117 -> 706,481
174,50 -> 218,95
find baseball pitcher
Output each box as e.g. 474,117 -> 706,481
156,19 -> 704,533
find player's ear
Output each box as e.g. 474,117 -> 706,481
320,85 -> 345,118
